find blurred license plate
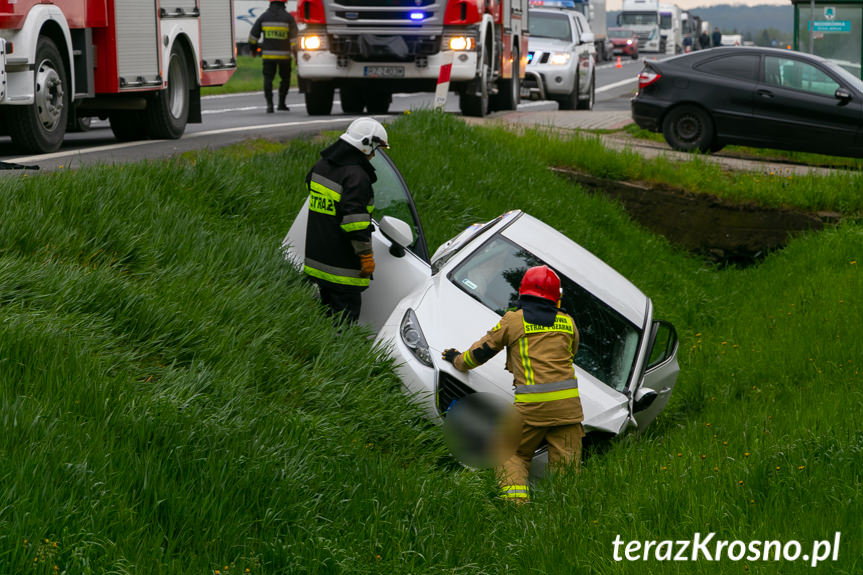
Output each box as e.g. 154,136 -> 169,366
364,66 -> 404,78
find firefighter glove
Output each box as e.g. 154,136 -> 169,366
359,252 -> 375,276
442,348 -> 460,365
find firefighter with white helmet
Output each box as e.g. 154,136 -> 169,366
442,265 -> 585,502
249,0 -> 299,113
303,118 -> 390,322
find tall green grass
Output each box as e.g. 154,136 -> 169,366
0,111 -> 860,573
201,56 -> 299,96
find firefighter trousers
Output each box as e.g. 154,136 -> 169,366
498,421 -> 584,500
262,59 -> 292,105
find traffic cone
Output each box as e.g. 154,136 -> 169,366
616,56 -> 622,68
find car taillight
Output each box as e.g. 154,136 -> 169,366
638,68 -> 661,89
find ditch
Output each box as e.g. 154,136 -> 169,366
553,167 -> 843,266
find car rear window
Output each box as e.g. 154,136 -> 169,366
695,53 -> 759,81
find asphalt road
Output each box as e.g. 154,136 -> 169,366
0,54 -> 652,173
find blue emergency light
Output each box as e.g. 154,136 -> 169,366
410,11 -> 424,20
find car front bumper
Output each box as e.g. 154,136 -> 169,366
525,62 -> 577,97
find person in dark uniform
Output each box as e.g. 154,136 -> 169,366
249,0 -> 298,113
303,118 -> 390,323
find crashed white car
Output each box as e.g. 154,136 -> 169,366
284,152 -> 679,439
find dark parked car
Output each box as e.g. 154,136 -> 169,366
631,46 -> 863,157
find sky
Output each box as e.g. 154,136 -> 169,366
606,0 -> 790,11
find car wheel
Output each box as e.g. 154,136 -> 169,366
576,74 -> 594,110
632,50 -> 639,60
662,105 -> 715,153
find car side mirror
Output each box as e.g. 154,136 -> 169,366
581,31 -> 595,45
835,87 -> 853,102
633,387 -> 658,413
379,216 -> 413,258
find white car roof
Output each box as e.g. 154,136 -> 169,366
500,213 -> 648,326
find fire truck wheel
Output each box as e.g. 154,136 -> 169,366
146,43 -> 191,139
109,111 -> 148,141
459,39 -> 491,117
6,36 -> 68,154
340,86 -> 365,114
306,82 -> 334,115
365,91 -> 391,114
493,47 -> 520,111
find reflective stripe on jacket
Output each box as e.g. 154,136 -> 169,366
303,140 -> 376,290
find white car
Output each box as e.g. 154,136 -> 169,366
523,7 -> 597,110
283,151 -> 679,441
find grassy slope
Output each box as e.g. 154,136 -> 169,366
0,113 -> 860,574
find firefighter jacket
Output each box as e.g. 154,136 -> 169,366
453,297 -> 584,427
303,139 -> 376,291
249,2 -> 298,60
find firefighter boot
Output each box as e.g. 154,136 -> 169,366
265,91 -> 274,114
277,85 -> 289,111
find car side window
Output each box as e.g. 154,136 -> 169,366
695,54 -> 759,81
369,152 -> 430,262
763,56 -> 840,97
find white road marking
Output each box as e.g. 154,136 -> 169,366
596,77 -> 638,93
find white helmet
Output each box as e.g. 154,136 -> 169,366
340,118 -> 390,155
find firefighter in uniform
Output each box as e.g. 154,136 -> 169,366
442,265 -> 584,502
303,117 -> 389,322
249,0 -> 298,113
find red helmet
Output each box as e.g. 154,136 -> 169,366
518,265 -> 561,303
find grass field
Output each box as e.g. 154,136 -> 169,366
0,112 -> 860,574
201,55 -> 298,96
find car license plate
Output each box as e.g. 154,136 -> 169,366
364,66 -> 404,78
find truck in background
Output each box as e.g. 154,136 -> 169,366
0,0 -> 236,154
659,3 -> 681,54
294,0 -> 529,117
618,0 -> 662,53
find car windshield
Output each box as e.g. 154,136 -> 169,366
530,12 -> 572,41
449,235 -> 641,392
608,28 -> 633,38
620,12 -> 657,26
660,13 -> 672,29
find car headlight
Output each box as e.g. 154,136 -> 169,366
400,308 -> 433,367
300,35 -> 326,50
549,52 -> 571,65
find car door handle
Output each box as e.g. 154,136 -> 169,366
757,89 -> 774,99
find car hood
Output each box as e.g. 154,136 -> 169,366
412,270 -> 630,436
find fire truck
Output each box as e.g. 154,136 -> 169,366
0,1 -> 236,154
295,0 -> 529,117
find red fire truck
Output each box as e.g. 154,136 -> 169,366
0,0 -> 236,154
295,0 -> 529,117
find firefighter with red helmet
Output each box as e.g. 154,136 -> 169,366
249,0 -> 299,113
442,265 -> 584,502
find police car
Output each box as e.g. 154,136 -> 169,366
524,0 -> 597,110
283,151 -> 680,444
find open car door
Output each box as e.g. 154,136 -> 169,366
631,320 -> 679,429
282,151 -> 432,332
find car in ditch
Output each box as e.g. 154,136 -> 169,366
523,6 -> 597,110
631,46 -> 863,157
283,151 -> 679,445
